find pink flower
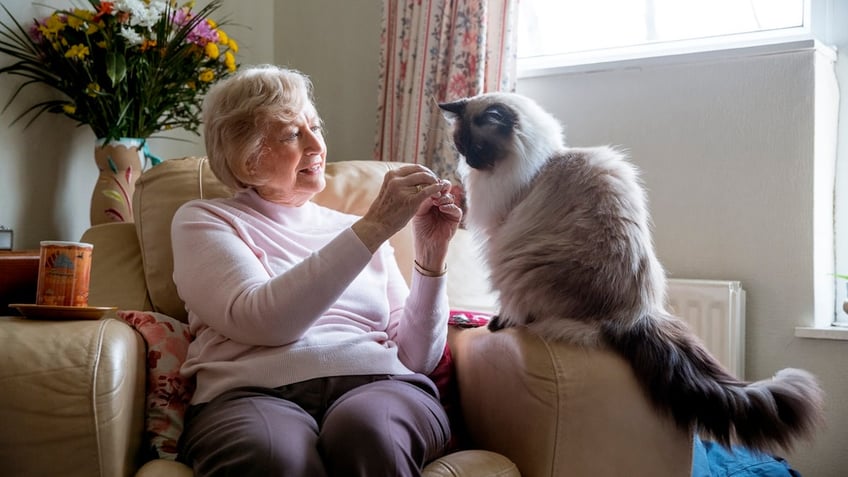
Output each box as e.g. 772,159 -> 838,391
171,8 -> 218,45
28,23 -> 43,43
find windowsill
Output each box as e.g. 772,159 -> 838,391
794,325 -> 848,341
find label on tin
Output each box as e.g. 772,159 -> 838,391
35,241 -> 93,307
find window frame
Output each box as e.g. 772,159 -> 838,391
517,0 -> 813,78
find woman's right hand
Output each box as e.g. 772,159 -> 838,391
352,164 -> 448,253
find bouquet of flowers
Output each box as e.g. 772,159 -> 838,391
0,0 -> 238,142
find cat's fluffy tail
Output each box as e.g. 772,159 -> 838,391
602,313 -> 824,453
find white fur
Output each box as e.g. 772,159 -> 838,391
463,93 -> 565,239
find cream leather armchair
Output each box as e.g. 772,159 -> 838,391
0,158 -> 692,477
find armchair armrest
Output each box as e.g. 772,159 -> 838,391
0,317 -> 146,477
450,326 -> 693,477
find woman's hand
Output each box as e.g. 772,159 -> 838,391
352,164 -> 454,253
411,179 -> 462,273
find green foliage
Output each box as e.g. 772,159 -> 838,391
0,0 -> 239,142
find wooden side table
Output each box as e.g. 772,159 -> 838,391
0,250 -> 40,315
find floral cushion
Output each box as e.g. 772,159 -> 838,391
118,308 -> 491,461
117,310 -> 194,461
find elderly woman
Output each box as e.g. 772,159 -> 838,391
171,65 -> 462,477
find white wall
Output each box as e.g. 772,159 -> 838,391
273,1 -> 383,163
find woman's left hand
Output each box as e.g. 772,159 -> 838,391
412,179 -> 462,270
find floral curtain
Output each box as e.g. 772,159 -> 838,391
374,0 -> 519,186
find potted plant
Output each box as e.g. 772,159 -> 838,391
0,0 -> 238,224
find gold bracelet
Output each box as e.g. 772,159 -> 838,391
414,259 -> 447,277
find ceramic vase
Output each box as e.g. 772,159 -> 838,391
90,137 -> 152,225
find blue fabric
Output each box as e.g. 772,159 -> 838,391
691,435 -> 802,477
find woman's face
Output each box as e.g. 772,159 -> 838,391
253,105 -> 327,206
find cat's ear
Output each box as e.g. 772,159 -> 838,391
438,99 -> 467,120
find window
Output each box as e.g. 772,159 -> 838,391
515,0 -> 848,334
518,0 -> 808,72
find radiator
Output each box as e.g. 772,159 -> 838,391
666,279 -> 746,379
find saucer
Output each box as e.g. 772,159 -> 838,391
9,304 -> 117,321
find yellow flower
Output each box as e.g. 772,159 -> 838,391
39,15 -> 65,41
224,51 -> 236,72
64,44 -> 89,59
198,69 -> 215,82
44,14 -> 65,33
74,9 -> 94,22
62,104 -> 76,114
86,82 -> 101,97
227,38 -> 239,53
66,16 -> 83,30
67,9 -> 93,29
204,42 -> 219,59
217,29 -> 228,44
206,18 -> 217,28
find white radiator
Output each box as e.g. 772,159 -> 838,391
666,279 -> 746,379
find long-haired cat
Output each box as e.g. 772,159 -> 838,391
439,92 -> 824,453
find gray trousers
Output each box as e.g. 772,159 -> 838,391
178,373 -> 451,477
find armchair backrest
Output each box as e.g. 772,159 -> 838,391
131,156 -> 233,322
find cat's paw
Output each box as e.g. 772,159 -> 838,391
487,315 -> 506,332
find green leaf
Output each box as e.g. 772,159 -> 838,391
105,52 -> 126,87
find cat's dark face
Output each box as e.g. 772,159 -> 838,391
439,97 -> 519,171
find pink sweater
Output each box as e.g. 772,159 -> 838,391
172,189 -> 449,404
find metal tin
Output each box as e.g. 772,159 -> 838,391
35,241 -> 93,307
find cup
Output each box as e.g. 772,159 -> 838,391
35,241 -> 93,307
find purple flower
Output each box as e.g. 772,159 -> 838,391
28,22 -> 43,43
171,8 -> 218,45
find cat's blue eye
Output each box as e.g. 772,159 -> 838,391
485,110 -> 504,122
474,106 -> 515,130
